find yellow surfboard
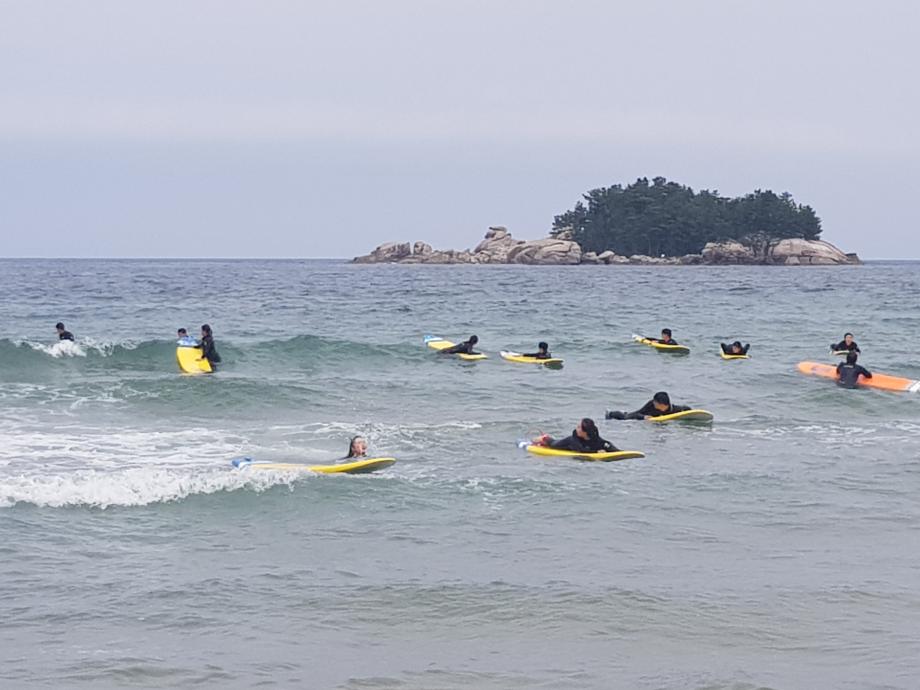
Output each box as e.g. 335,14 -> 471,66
647,409 -> 713,423
525,445 -> 644,462
632,334 -> 690,354
232,457 -> 396,474
500,351 -> 564,366
720,351 -> 750,360
176,346 -> 212,374
424,335 -> 487,360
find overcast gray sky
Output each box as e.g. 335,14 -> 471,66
1,0 -> 916,258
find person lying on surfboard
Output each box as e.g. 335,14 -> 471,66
836,352 -> 872,389
440,335 -> 480,356
522,341 -> 551,359
605,391 -> 691,420
720,341 -> 750,355
346,436 -> 368,458
199,324 -> 222,369
648,328 -> 678,345
55,322 -> 75,342
830,333 -> 860,354
176,328 -> 199,347
534,418 -> 619,453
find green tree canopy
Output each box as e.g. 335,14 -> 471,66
552,177 -> 822,256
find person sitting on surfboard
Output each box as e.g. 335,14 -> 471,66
535,418 -> 619,453
176,328 -> 199,347
605,391 -> 691,420
55,322 -> 75,342
346,436 -> 368,458
441,335 -> 480,356
720,341 -> 750,356
836,352 -> 872,389
199,324 -> 222,368
830,333 -> 860,354
522,341 -> 551,359
648,328 -> 678,345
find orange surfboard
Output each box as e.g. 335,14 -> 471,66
797,361 -> 920,393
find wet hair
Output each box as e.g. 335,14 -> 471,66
469,335 -> 479,344
538,341 -> 548,351
201,324 -> 212,335
580,418 -> 599,440
732,341 -> 742,348
846,352 -> 858,364
844,332 -> 854,338
55,322 -> 65,330
661,328 -> 672,337
346,435 -> 366,458
653,391 -> 671,405
178,328 -> 188,336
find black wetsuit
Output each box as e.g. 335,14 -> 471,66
720,343 -> 750,355
549,429 -> 618,453
443,340 -> 479,355
523,351 -> 551,359
836,362 -> 871,388
58,330 -> 74,342
609,401 -> 692,420
200,334 -> 221,366
831,340 -> 860,353
650,338 -> 679,346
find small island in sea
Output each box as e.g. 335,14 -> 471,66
354,176 -> 860,266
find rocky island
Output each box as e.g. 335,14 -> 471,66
353,177 -> 860,266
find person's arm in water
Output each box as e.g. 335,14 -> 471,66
523,351 -> 550,359
741,343 -> 750,354
548,433 -> 585,452
441,341 -> 471,355
614,400 -> 658,420
720,343 -> 730,354
857,365 -> 872,379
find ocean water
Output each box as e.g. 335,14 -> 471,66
1,258 -> 919,690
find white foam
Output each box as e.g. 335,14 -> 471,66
0,466 -> 296,509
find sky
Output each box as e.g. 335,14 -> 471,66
0,0 -> 917,259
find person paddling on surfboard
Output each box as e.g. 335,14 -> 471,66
346,436 -> 368,458
534,418 -> 619,453
199,324 -> 222,369
606,391 -> 691,420
648,328 -> 678,345
720,341 -> 750,356
176,328 -> 199,347
830,333 -> 860,354
836,352 -> 872,389
440,335 -> 480,356
522,341 -> 551,359
55,322 -> 75,342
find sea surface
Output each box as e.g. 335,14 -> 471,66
1,259 -> 919,690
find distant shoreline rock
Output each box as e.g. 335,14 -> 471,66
353,227 -> 861,266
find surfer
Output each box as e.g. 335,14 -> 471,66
649,328 -> 678,345
830,333 -> 860,354
55,322 -> 74,342
441,335 -> 480,356
836,352 -> 872,389
346,436 -> 368,458
176,328 -> 199,347
721,341 -> 750,355
535,418 -> 619,453
198,324 -> 222,368
605,391 -> 691,420
522,341 -> 551,359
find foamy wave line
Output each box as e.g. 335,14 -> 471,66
16,337 -> 143,359
0,467 -> 297,509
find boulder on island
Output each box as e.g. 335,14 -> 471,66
507,239 -> 582,265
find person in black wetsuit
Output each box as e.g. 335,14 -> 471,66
605,391 -> 691,420
831,333 -> 860,354
55,322 -> 74,341
523,341 -> 551,359
836,352 -> 872,389
720,341 -> 750,355
649,328 -> 678,345
199,324 -> 222,368
346,436 -> 368,458
536,418 -> 619,453
441,335 -> 480,355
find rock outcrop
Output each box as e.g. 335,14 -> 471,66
354,230 -> 860,266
